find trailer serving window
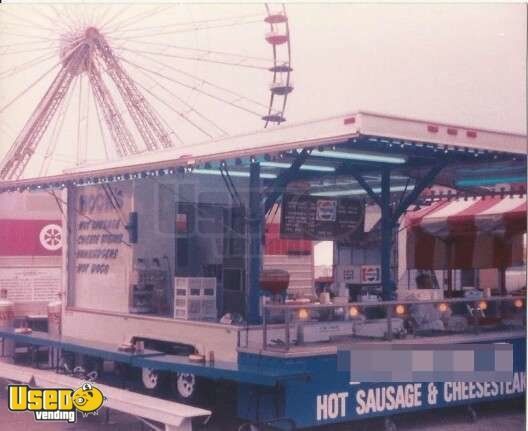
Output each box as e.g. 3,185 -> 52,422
119,175 -> 247,321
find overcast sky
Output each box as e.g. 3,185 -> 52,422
0,3 -> 525,177
286,3 -> 526,132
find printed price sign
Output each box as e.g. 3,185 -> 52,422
280,193 -> 364,242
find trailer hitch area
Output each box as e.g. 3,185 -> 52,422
59,360 -> 98,382
238,417 -> 296,431
384,417 -> 397,431
466,405 -> 478,423
201,414 -> 213,426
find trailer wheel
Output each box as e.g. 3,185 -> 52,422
141,367 -> 164,391
175,373 -> 196,399
170,372 -> 212,405
173,372 -> 200,401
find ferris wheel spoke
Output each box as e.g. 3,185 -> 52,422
0,31 -> 57,42
146,96 -> 187,146
42,154 -> 77,163
0,61 -> 62,115
0,51 -> 56,80
103,5 -> 174,35
125,61 -> 222,138
0,121 -> 17,140
109,12 -> 263,35
82,76 -> 91,165
122,49 -> 270,111
97,5 -> 131,33
59,5 -> 83,33
91,6 -> 112,28
0,44 -> 56,57
117,46 -> 268,71
111,18 -> 261,41
128,63 -> 228,137
75,74 -> 91,165
83,6 -> 98,31
34,5 -> 71,30
76,73 -> 83,166
1,20 -> 55,36
131,78 -> 216,139
0,8 -> 57,34
33,6 -> 67,29
0,38 -> 84,116
119,38 -> 271,63
137,86 -> 187,146
0,39 -> 54,50
79,5 -> 92,30
120,55 -> 263,118
89,81 -> 112,160
39,75 -> 78,176
126,62 -> 225,139
47,4 -> 78,34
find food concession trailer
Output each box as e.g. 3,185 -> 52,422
0,111 -> 525,430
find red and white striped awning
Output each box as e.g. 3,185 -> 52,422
406,196 -> 526,269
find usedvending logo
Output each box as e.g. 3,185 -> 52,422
8,382 -> 106,423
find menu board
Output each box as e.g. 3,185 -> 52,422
280,193 -> 364,241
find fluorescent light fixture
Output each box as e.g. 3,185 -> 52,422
311,185 -> 414,197
456,176 -> 525,187
311,150 -> 406,164
312,175 -> 409,188
260,161 -> 335,172
193,169 -> 277,179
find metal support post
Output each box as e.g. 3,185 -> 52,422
380,168 -> 395,300
262,308 -> 268,350
248,162 -> 263,324
386,305 -> 393,341
285,310 -> 291,350
499,267 -> 507,296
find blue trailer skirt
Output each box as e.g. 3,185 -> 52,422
237,336 -> 526,429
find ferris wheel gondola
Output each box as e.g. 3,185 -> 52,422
262,4 -> 293,126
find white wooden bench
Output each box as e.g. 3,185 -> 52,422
0,362 -> 211,431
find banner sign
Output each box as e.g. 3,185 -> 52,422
0,220 -> 62,256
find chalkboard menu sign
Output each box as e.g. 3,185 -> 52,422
280,193 -> 364,241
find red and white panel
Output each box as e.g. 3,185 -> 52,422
406,196 -> 526,269
0,219 -> 62,256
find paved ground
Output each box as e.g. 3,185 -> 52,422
364,400 -> 525,431
0,378 -> 524,430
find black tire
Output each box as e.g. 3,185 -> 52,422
82,356 -> 103,381
113,362 -> 130,379
59,351 -> 76,374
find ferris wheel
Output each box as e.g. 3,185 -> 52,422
0,4 -> 293,180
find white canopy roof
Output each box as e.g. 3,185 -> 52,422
1,110 -> 525,188
67,110 -> 526,175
